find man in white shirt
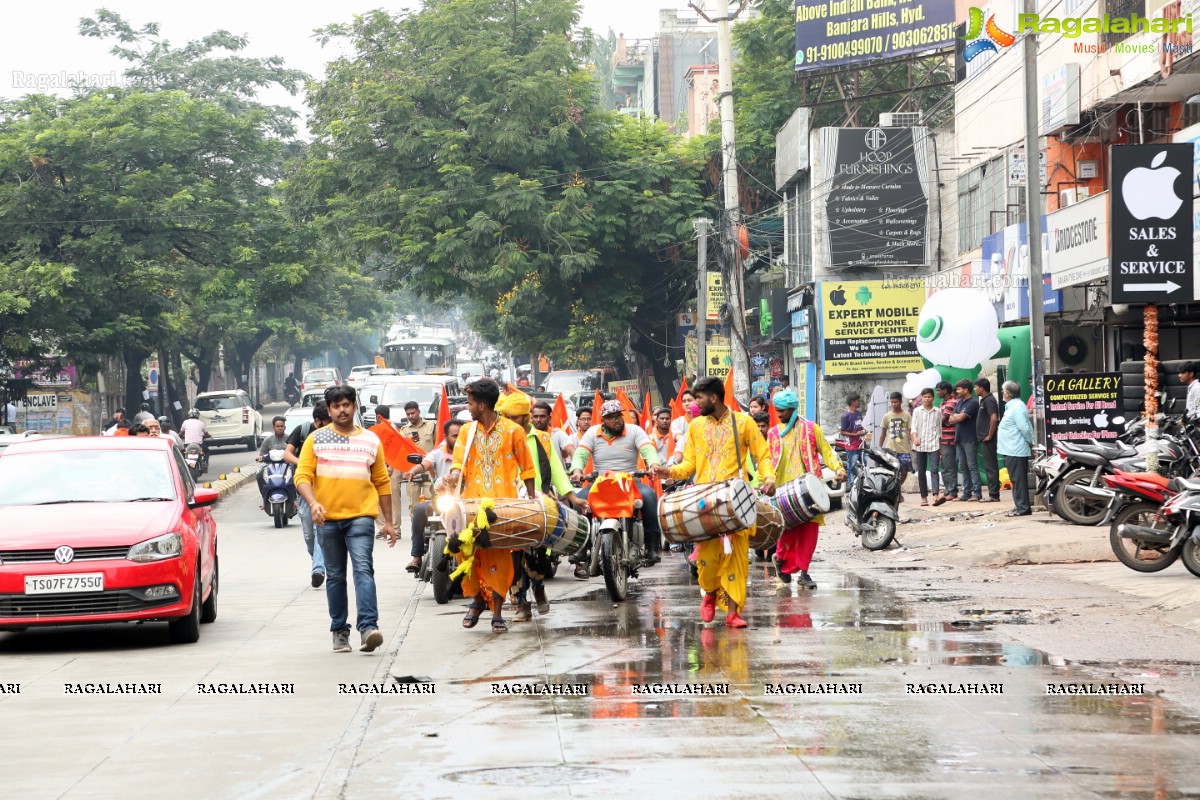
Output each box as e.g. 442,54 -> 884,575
403,419 -> 462,572
1182,362 -> 1200,422
179,410 -> 209,454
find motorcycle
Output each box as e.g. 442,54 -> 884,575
284,385 -> 300,406
575,470 -> 650,602
405,454 -> 464,604
1105,470 -> 1179,571
183,442 -> 208,481
845,445 -> 903,551
1114,475 -> 1200,576
1051,419 -> 1199,526
259,448 -> 295,529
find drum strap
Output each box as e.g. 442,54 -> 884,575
455,421 -> 480,496
730,409 -> 745,482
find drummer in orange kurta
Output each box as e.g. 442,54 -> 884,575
442,378 -> 535,633
653,376 -> 776,628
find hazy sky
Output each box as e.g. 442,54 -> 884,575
2,1 -> 674,124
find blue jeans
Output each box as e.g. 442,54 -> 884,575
317,517 -> 378,633
956,439 -> 981,500
297,496 -> 325,576
939,443 -> 958,496
843,449 -> 862,489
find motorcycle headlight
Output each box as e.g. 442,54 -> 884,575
435,495 -> 457,515
127,532 -> 183,563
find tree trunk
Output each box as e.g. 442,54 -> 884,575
121,345 -> 151,417
233,330 -> 273,398
170,350 -> 190,418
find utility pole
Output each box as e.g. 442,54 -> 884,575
694,218 -> 711,377
1022,0 -> 1046,447
692,0 -> 750,403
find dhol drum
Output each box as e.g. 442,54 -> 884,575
461,498 -> 547,550
773,473 -> 831,527
658,478 -> 757,544
749,496 -> 784,550
539,495 -> 590,557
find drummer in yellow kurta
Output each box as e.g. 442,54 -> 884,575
652,376 -> 776,628
442,379 -> 535,633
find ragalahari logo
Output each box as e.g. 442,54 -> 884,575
962,6 -> 1016,62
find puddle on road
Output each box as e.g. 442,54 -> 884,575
440,555 -> 1200,791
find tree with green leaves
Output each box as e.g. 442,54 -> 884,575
292,0 -> 708,397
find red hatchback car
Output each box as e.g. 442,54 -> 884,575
0,436 -> 219,643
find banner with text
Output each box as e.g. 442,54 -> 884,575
818,280 -> 925,375
1043,373 -> 1124,443
794,0 -> 956,73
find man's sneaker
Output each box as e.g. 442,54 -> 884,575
311,571 -> 325,588
574,563 -> 590,580
514,602 -> 532,622
700,592 -> 717,623
797,571 -> 817,590
533,584 -> 550,614
332,630 -> 351,653
360,628 -> 384,652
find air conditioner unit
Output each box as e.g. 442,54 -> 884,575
879,111 -> 923,127
1060,188 -> 1077,207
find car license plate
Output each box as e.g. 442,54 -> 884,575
212,415 -> 227,423
25,573 -> 105,595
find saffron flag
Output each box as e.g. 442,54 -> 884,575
769,399 -> 781,429
639,392 -> 652,431
671,377 -> 689,420
435,390 -> 452,446
371,421 -> 425,472
591,388 -> 604,420
724,370 -> 740,412
615,387 -> 639,425
551,393 -> 572,435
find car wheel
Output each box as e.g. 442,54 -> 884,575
245,433 -> 256,452
200,555 -> 218,624
168,566 -> 202,644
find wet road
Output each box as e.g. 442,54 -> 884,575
3,489 -> 1200,799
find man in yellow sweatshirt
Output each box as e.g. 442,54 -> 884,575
296,385 -> 396,653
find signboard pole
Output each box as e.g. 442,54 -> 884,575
694,218 -> 710,378
1023,0 -> 1047,447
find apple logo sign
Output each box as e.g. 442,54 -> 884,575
1093,410 -> 1109,428
1122,151 -> 1184,220
830,285 -> 847,306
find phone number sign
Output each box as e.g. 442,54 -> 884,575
794,0 -> 956,73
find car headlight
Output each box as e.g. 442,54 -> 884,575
435,495 -> 457,514
127,532 -> 183,563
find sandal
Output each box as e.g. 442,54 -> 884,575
491,616 -> 508,633
462,599 -> 486,629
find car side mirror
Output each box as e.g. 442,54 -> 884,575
189,487 -> 219,508
255,403 -> 264,411
406,453 -> 423,464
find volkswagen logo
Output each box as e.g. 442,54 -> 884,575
54,545 -> 75,564
865,128 -> 887,151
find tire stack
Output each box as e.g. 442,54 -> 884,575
1120,359 -> 1190,417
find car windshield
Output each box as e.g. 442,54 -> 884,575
195,395 -> 243,411
0,449 -> 177,506
350,366 -> 374,375
380,383 -> 443,408
543,372 -> 597,395
305,369 -> 336,382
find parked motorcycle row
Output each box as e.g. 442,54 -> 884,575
1033,401 -> 1200,578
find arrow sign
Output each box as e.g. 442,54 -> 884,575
1124,281 -> 1182,293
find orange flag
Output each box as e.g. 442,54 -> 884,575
768,398 -> 781,429
615,387 -> 639,425
724,370 -> 741,412
371,421 -> 425,471
591,388 -> 604,420
551,393 -> 571,434
435,390 -> 451,446
639,392 -> 652,431
506,382 -> 522,395
671,377 -> 689,420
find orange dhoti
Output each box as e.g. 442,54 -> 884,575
695,528 -> 751,613
458,548 -> 514,602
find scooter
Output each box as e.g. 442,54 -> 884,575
845,445 -> 903,551
284,386 -> 300,406
183,442 -> 208,481
259,448 -> 295,529
405,454 -> 464,604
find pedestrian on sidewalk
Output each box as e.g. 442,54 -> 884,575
949,380 -> 982,502
839,394 -> 866,488
295,386 -> 396,654
910,388 -> 941,506
975,378 -> 1001,502
878,392 -> 913,491
998,381 -> 1035,517
933,381 -> 958,506
285,403 -> 330,588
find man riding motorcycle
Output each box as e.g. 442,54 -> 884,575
569,400 -> 663,576
180,409 -> 210,456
